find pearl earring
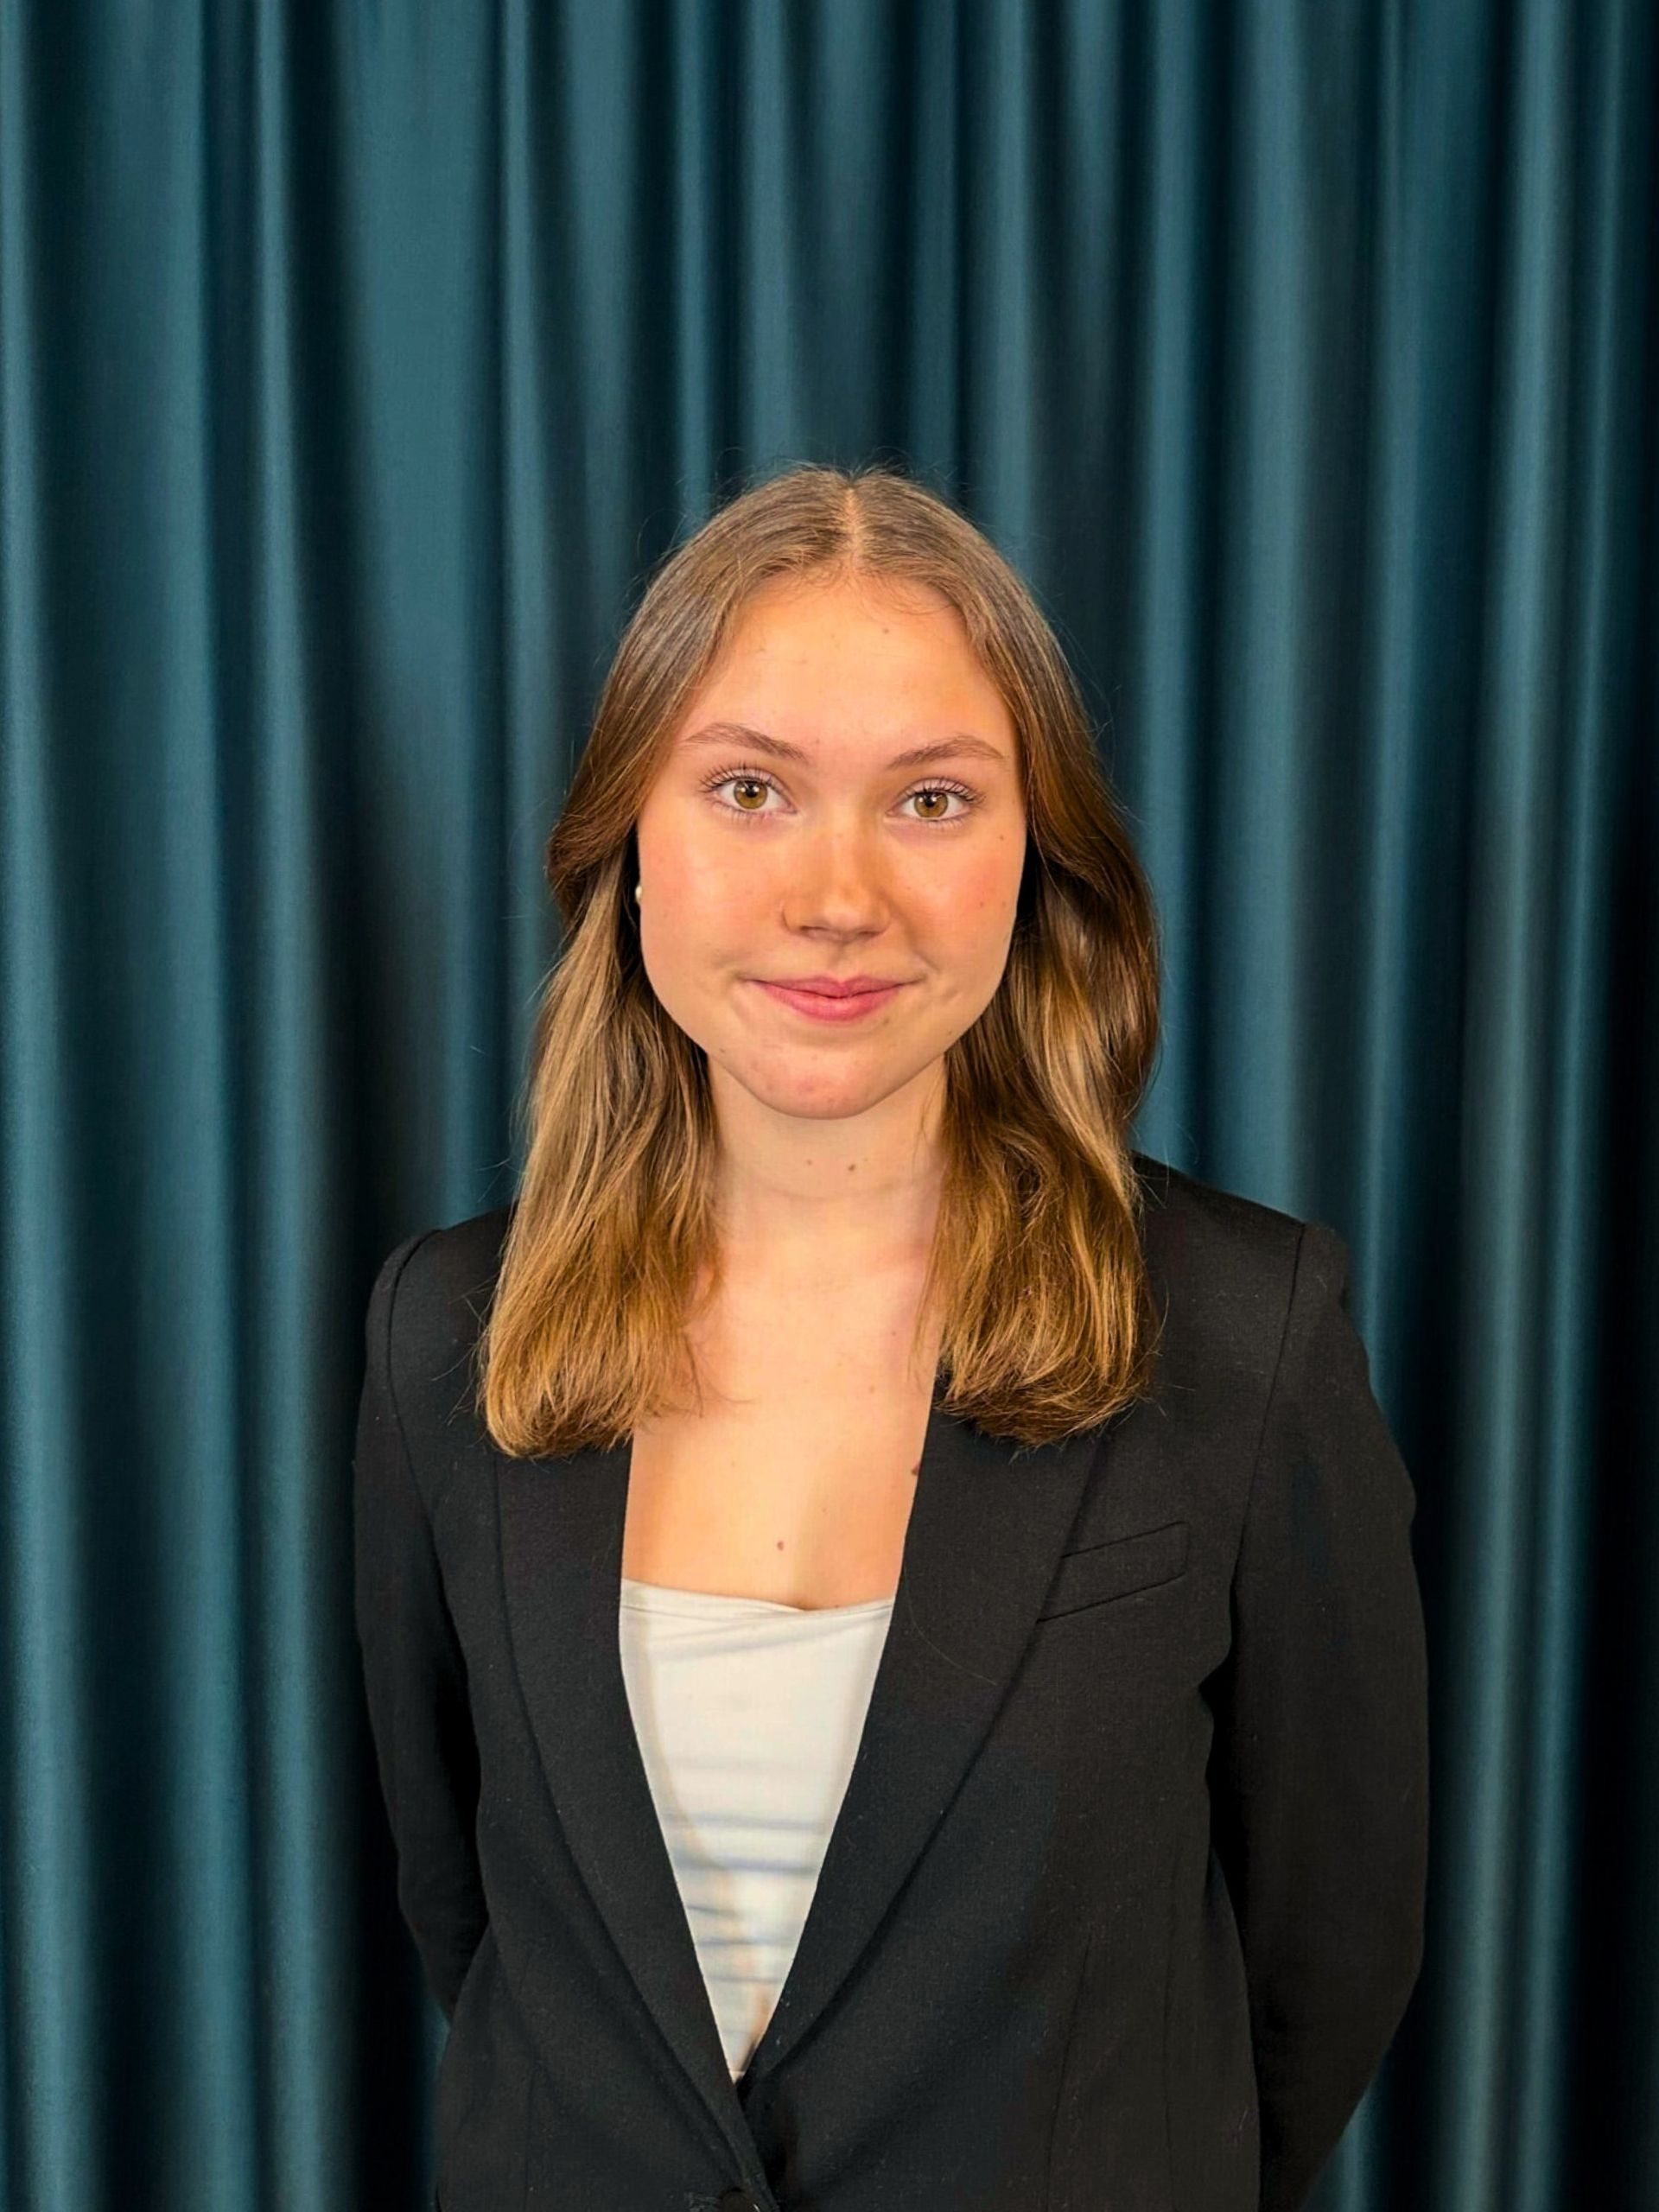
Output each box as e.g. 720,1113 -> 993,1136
634,881 -> 642,901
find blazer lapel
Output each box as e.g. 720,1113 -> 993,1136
495,1389 -> 1114,2160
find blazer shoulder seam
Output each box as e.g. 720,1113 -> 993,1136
1237,1218 -> 1315,1530
380,1226 -> 443,1516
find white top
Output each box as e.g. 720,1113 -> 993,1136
617,1573 -> 896,2079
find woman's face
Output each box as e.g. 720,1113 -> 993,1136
633,569 -> 1028,1128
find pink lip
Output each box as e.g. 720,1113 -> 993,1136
752,979 -> 907,1023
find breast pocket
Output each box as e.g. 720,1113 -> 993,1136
1035,1519 -> 1190,1621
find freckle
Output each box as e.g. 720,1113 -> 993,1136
776,1539 -> 785,1551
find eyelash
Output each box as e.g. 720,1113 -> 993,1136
697,763 -> 982,825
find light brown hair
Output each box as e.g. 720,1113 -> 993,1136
477,460 -> 1164,1458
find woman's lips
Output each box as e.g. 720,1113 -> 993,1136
752,979 -> 906,1023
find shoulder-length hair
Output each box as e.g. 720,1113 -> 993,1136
476,460 -> 1164,1459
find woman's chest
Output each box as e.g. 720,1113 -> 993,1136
619,1274 -> 946,1618
620,1325 -> 936,1611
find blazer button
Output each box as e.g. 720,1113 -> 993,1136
717,2192 -> 764,2212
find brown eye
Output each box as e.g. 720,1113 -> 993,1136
902,783 -> 977,822
699,767 -> 782,814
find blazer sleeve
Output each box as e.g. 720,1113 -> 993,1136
1207,1219 -> 1431,2212
353,1229 -> 489,2022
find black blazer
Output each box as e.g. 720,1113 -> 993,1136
353,1152 -> 1429,2212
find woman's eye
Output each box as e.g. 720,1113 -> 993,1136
701,770 -> 976,823
722,775 -> 773,811
906,787 -> 967,821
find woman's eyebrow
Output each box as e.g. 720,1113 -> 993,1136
680,721 -> 1007,770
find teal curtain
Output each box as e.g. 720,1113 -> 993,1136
3,3 -> 1654,2207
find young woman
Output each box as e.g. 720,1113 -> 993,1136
353,461 -> 1429,2212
